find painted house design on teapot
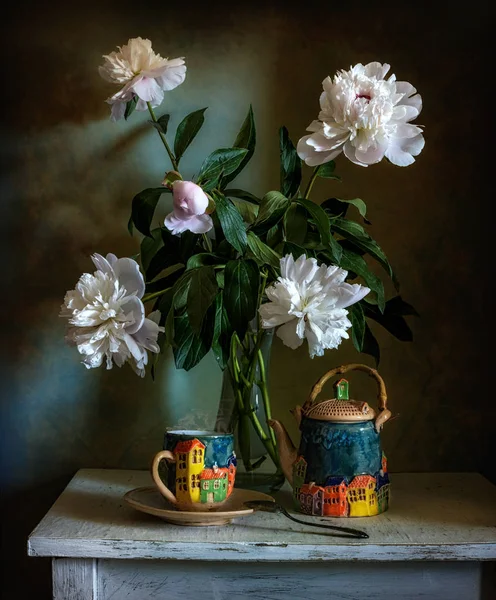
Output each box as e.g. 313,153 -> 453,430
295,453 -> 390,517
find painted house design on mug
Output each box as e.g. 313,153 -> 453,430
173,438 -> 237,504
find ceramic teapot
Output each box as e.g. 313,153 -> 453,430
269,363 -> 392,518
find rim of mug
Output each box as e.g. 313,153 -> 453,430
165,429 -> 234,437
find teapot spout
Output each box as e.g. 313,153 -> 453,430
268,419 -> 297,486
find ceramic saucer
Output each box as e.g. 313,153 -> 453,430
124,487 -> 275,526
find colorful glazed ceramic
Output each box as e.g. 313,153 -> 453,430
124,487 -> 274,526
270,364 -> 392,518
151,430 -> 237,512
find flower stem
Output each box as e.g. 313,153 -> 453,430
303,166 -> 319,199
146,102 -> 179,172
142,288 -> 171,303
229,335 -> 253,470
257,348 -> 277,448
230,333 -> 280,470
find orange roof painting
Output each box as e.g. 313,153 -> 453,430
200,466 -> 228,480
174,439 -> 206,454
348,475 -> 375,488
301,482 -> 324,496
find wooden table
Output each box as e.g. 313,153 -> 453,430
28,469 -> 496,599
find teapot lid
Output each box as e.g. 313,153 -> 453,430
304,378 -> 375,423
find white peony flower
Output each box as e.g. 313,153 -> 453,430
99,37 -> 186,121
297,62 -> 424,167
259,254 -> 370,358
60,253 -> 163,377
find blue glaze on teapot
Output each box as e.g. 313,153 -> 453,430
299,419 -> 382,482
269,364 -> 392,518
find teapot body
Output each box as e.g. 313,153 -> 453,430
292,417 -> 390,517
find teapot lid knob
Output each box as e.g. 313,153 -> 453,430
334,378 -> 349,400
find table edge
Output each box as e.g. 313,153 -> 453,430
27,537 -> 496,562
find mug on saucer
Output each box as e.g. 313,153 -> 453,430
151,430 -> 237,512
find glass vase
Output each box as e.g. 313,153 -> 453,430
214,324 -> 285,492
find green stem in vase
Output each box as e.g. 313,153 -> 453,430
146,102 -> 179,172
230,335 -> 252,470
230,333 -> 280,470
257,348 -> 277,449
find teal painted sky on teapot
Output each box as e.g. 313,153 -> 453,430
298,418 -> 383,483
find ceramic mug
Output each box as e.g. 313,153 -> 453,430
151,430 -> 237,512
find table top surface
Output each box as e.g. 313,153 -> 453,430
28,469 -> 496,562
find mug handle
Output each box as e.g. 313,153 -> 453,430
151,450 -> 178,505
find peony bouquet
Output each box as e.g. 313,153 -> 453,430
61,37 -> 422,472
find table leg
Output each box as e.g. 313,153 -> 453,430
52,558 -> 96,600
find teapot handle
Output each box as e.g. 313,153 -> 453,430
304,363 -> 391,432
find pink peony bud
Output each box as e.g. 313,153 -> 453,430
164,181 -> 213,235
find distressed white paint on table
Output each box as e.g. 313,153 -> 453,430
28,469 -> 496,599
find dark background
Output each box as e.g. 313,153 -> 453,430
1,0 -> 493,596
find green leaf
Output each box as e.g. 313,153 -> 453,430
303,231 -> 323,249
173,307 -> 215,371
144,265 -> 184,295
173,108 -> 207,164
316,161 -> 341,181
222,105 -> 256,185
214,193 -> 247,253
145,228 -> 182,282
322,197 -> 368,221
350,303 -> 366,352
127,216 -> 134,236
140,228 -> 163,274
173,270 -> 194,310
186,254 -> 226,270
363,299 -> 413,341
165,304 -> 175,348
212,293 -> 233,369
332,217 -> 396,286
225,189 -> 261,204
231,198 -> 258,224
224,259 -> 260,339
179,231 -> 200,263
187,266 -> 218,333
338,198 -> 368,220
252,191 -> 291,234
385,296 -> 419,317
246,231 -> 281,269
124,97 -> 138,120
283,241 -> 311,260
338,239 -> 366,255
152,288 -> 175,364
362,322 -> 380,366
328,235 -> 344,265
216,270 -> 225,289
296,198 -> 340,261
279,126 -> 302,198
338,249 -> 386,312
284,204 -> 308,246
149,114 -> 170,135
197,148 -> 249,186
156,288 -> 174,325
266,223 -> 284,249
131,187 -> 170,237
